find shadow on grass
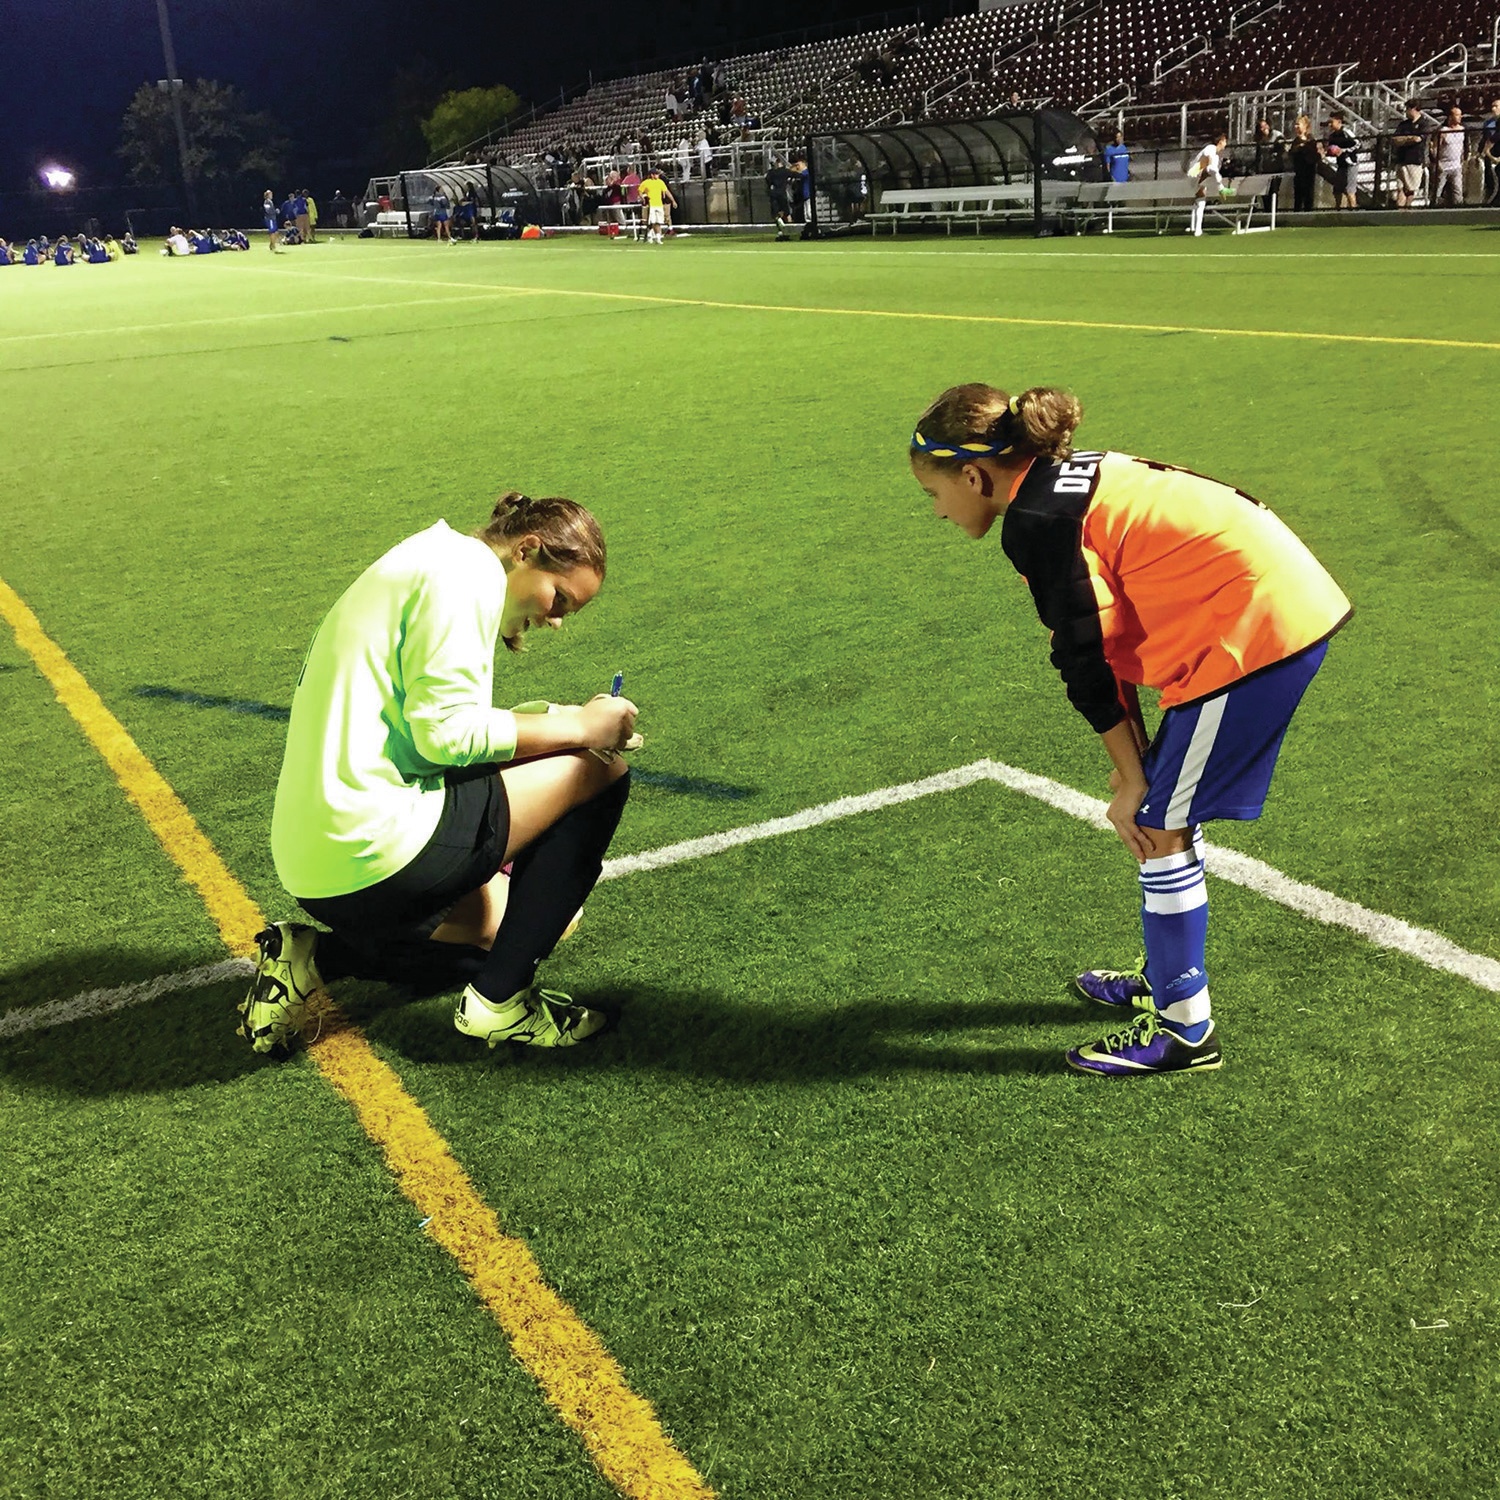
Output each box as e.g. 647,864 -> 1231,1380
365,984 -> 1083,1080
0,948 -> 259,1094
0,956 -> 1087,1095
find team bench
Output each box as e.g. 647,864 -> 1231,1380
866,181 -> 1080,234
1067,174 -> 1279,234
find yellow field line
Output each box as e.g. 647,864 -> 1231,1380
0,574 -> 713,1500
270,263 -> 1500,354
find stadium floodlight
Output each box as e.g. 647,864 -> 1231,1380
40,165 -> 76,190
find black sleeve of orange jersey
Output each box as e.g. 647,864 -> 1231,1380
1000,494 -> 1126,735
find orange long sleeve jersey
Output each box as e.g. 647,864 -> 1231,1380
1000,451 -> 1352,734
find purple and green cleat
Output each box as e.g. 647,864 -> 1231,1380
1066,1010 -> 1223,1077
1073,962 -> 1153,1010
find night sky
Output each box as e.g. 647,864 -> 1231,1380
4,0 -> 897,194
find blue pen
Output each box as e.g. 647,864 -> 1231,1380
590,672 -> 628,764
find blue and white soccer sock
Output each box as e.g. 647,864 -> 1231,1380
1139,845 -> 1212,1043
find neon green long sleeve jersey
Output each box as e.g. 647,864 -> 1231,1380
271,520 -> 519,899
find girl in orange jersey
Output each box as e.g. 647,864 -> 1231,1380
909,383 -> 1351,1076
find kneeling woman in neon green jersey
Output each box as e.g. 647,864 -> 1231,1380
240,492 -> 640,1056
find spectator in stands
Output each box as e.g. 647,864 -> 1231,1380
1006,91 -> 1024,112
1390,101 -> 1431,210
1324,113 -> 1358,209
676,136 -> 693,182
665,85 -> 681,121
697,132 -> 714,179
1102,129 -> 1130,183
431,186 -> 453,242
1287,114 -> 1319,212
1481,98 -> 1500,204
1432,104 -> 1468,207
1186,131 -> 1227,236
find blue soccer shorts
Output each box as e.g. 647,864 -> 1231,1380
1135,640 -> 1329,829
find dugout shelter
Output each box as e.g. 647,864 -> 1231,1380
809,109 -> 1100,235
362,165 -> 541,237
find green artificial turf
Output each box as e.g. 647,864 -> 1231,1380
1,230 -> 1497,1498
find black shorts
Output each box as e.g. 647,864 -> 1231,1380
297,766 -> 510,942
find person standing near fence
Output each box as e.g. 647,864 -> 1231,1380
1432,104 -> 1468,207
1186,131 -> 1226,236
1324,112 -> 1358,209
1481,98 -> 1500,204
1390,102 -> 1432,209
1102,129 -> 1130,184
1287,114 -> 1319,211
637,169 -> 676,244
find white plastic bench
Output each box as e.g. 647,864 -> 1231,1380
1070,174 -> 1278,234
868,182 -> 1080,234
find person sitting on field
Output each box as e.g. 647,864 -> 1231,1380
908,384 -> 1350,1077
0,239 -> 14,266
53,237 -> 76,265
24,239 -> 43,265
162,228 -> 192,256
121,231 -> 138,254
103,234 -> 123,260
239,492 -> 641,1057
83,235 -> 110,263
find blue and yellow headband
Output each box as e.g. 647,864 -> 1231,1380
910,394 -> 1021,461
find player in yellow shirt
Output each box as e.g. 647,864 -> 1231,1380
637,170 -> 676,244
909,382 -> 1350,1077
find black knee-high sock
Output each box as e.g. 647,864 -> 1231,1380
475,770 -> 630,1003
311,929 -> 486,995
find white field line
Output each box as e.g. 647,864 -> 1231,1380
0,958 -> 254,1040
0,289 -> 528,346
598,760 -> 996,879
4,757 -> 1496,1039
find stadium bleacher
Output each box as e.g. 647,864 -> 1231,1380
435,2 -> 1500,181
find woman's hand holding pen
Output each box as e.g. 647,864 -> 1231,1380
579,693 -> 640,752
